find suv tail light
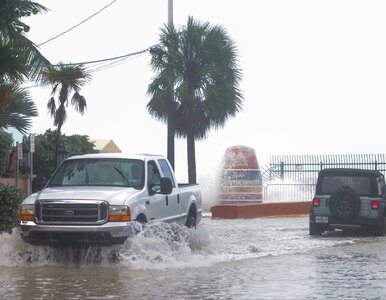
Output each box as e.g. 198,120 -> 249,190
312,198 -> 321,207
371,200 -> 380,209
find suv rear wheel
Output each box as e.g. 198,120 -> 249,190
329,187 -> 361,221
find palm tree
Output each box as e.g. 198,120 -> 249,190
0,0 -> 50,116
0,0 -> 50,84
148,17 -> 243,183
0,82 -> 38,134
40,63 -> 91,167
147,24 -> 179,170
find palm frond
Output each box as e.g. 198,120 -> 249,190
71,92 -> 87,114
47,97 -> 56,117
0,82 -> 38,134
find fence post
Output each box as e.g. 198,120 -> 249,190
280,161 -> 284,181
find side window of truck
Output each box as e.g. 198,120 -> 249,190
147,160 -> 161,194
158,159 -> 176,188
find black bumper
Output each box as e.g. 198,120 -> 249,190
21,230 -> 128,246
309,214 -> 382,229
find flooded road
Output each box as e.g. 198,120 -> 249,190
1,216 -> 386,299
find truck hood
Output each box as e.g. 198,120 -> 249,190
27,186 -> 140,206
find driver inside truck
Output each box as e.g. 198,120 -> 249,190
147,161 -> 161,194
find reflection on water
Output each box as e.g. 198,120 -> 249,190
1,217 -> 386,299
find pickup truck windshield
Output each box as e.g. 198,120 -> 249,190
48,158 -> 144,189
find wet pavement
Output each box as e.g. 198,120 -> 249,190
1,216 -> 386,299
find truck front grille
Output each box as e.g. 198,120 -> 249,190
35,200 -> 108,225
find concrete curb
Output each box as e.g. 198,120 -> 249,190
210,201 -> 311,219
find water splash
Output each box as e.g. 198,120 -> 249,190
0,223 -> 211,269
0,217 -> 366,270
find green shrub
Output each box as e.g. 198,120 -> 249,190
0,183 -> 24,233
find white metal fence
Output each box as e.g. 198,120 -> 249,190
262,154 -> 386,203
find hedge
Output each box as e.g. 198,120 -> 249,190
0,183 -> 24,234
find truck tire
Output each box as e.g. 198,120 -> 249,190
329,187 -> 361,221
134,214 -> 147,234
309,222 -> 323,236
185,206 -> 197,228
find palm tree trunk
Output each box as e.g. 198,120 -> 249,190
187,131 -> 196,184
54,126 -> 62,168
167,114 -> 175,170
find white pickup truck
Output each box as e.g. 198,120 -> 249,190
19,153 -> 202,245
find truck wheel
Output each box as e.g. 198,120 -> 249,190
309,222 -> 323,236
185,207 -> 197,228
329,187 -> 360,221
134,215 -> 147,234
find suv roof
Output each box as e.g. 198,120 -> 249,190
318,168 -> 383,177
315,168 -> 383,196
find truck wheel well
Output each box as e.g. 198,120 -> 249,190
135,214 -> 147,224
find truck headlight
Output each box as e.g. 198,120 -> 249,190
109,205 -> 131,222
19,204 -> 35,221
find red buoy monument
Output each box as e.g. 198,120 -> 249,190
211,145 -> 310,219
218,145 -> 263,204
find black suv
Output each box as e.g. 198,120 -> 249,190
309,168 -> 386,236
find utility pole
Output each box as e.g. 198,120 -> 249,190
167,0 -> 175,169
168,0 -> 173,26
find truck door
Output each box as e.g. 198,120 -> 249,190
146,160 -> 168,222
158,159 -> 182,224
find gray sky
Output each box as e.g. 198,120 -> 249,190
24,0 -> 386,183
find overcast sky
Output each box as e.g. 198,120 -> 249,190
23,0 -> 386,184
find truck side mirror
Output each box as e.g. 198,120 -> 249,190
160,177 -> 173,195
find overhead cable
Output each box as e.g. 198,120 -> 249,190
38,0 -> 118,47
54,45 -> 157,67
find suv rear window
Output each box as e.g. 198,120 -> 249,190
320,175 -> 372,196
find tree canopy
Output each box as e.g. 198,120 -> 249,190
0,0 -> 50,83
0,0 -> 48,136
0,83 -> 38,134
32,129 -> 96,176
39,63 -> 92,166
148,17 -> 243,183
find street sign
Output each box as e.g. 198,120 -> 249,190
30,133 -> 35,153
17,143 -> 23,160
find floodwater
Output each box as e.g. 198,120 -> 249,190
1,216 -> 386,299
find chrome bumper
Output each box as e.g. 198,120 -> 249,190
20,220 -> 138,245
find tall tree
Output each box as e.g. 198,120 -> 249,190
147,24 -> 179,170
148,17 -> 243,183
40,63 -> 91,167
0,83 -> 38,134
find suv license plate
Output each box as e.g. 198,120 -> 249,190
315,216 -> 328,223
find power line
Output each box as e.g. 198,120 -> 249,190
87,55 -> 139,73
38,0 -> 118,47
53,45 -> 157,67
22,44 -> 157,88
